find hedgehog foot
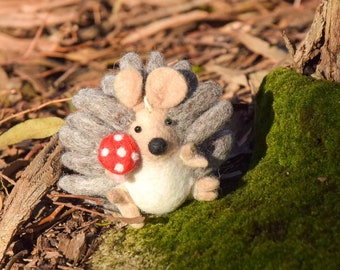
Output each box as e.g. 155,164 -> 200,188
193,176 -> 219,201
106,188 -> 144,228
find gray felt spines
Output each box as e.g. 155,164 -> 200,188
198,130 -> 234,169
101,73 -> 116,97
119,52 -> 144,71
61,152 -> 104,176
72,88 -> 135,131
60,113 -> 112,154
211,131 -> 233,165
59,175 -> 116,197
173,60 -> 191,71
59,125 -> 99,154
184,100 -> 233,145
65,112 -> 112,139
168,81 -> 224,140
146,51 -> 166,73
59,103 -> 116,176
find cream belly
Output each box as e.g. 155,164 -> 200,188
123,154 -> 194,215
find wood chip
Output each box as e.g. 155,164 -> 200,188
0,135 -> 62,264
58,232 -> 86,262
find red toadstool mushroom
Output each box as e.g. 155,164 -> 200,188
98,132 -> 141,176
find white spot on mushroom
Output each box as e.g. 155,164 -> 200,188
113,134 -> 123,141
117,147 -> 127,157
114,163 -> 124,173
101,148 -> 110,157
131,152 -> 140,162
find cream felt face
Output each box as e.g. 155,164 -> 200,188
114,66 -> 189,161
129,108 -> 179,161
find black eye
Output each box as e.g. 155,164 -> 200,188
134,126 -> 142,133
165,118 -> 173,126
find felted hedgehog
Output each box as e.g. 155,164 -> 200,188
58,52 -> 233,228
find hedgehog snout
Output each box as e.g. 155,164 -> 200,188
148,138 -> 168,155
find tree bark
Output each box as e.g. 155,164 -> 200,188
0,135 -> 63,265
293,0 -> 340,82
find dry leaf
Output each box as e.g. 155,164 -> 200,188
0,117 -> 64,148
235,31 -> 288,63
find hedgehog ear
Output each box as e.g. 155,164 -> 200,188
145,67 -> 188,109
114,68 -> 143,108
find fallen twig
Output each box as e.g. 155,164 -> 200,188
53,201 -> 145,224
23,12 -> 49,59
47,193 -> 105,205
0,97 -> 71,126
0,171 -> 16,186
4,250 -> 28,270
37,205 -> 64,225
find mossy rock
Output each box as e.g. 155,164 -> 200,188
91,68 -> 340,270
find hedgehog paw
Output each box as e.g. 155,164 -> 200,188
180,143 -> 208,168
193,176 -> 219,201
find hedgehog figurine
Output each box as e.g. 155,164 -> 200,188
58,52 -> 233,228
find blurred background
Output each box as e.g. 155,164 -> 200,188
0,0 -> 318,120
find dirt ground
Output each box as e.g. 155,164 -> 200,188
0,0 -> 319,269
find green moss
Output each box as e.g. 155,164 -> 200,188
192,65 -> 204,74
91,68 -> 340,270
